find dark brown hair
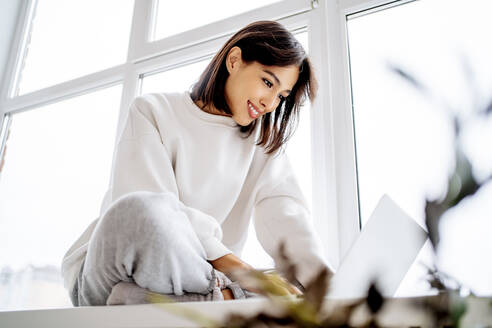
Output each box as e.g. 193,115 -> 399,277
190,20 -> 317,155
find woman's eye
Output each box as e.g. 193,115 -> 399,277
263,78 -> 273,88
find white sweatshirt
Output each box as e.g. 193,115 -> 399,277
61,91 -> 329,293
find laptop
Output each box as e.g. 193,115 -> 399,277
327,194 -> 428,299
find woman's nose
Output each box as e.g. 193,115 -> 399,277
260,94 -> 278,113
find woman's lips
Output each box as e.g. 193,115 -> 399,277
247,100 -> 261,119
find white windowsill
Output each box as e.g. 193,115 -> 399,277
2,295 -> 492,327
1,297 -> 270,328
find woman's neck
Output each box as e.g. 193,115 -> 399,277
194,99 -> 232,118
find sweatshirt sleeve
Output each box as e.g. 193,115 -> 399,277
253,150 -> 332,288
109,94 -> 232,260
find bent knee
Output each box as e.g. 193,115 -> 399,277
99,191 -> 187,236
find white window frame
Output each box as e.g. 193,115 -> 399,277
0,0 -> 354,265
0,0 -> 414,323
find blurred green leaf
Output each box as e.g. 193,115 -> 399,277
424,200 -> 446,250
303,267 -> 331,313
277,240 -> 299,287
450,297 -> 467,327
386,63 -> 431,97
485,98 -> 492,114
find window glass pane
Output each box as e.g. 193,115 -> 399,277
17,0 -> 134,95
140,32 -> 311,270
0,85 -> 121,310
348,0 -> 492,296
141,60 -> 209,94
153,0 -> 281,40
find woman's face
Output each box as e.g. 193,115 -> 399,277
224,46 -> 299,126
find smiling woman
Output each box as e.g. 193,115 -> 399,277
62,20 -> 329,307
191,20 -> 317,154
195,57 -> 298,124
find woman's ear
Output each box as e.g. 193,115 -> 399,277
226,46 -> 242,74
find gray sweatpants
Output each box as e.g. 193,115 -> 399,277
71,191 -> 220,306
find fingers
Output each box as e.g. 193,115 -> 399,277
278,276 -> 302,295
289,284 -> 302,295
267,275 -> 303,296
231,270 -> 303,296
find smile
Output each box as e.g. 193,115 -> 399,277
247,100 -> 261,119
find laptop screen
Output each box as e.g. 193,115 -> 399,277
327,194 -> 427,299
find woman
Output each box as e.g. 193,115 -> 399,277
62,20 -> 330,306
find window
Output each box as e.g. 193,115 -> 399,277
17,0 -> 134,95
1,0 -> 320,311
348,0 -> 492,296
153,0 -> 281,40
2,0 -> 490,320
140,59 -> 208,94
0,85 -> 122,310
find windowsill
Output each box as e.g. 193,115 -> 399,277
1,295 -> 491,327
1,297 -> 268,328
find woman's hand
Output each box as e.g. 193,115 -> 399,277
269,274 -> 303,296
208,254 -> 302,296
209,253 -> 252,277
